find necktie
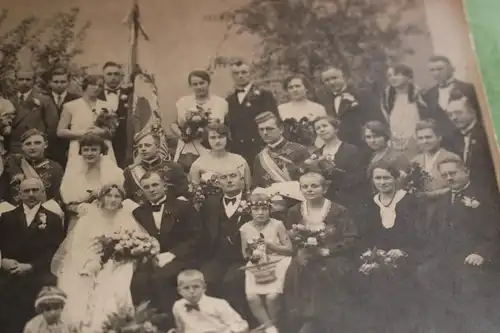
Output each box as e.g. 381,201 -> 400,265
185,303 -> 200,312
56,94 -> 62,107
224,197 -> 237,205
19,94 -> 25,103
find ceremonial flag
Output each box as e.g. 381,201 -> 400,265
123,0 -> 169,163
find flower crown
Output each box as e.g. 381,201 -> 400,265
249,199 -> 272,207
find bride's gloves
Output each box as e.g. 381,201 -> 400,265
156,252 -> 176,268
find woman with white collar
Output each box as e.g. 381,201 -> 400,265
357,160 -> 421,333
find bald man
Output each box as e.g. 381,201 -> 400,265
8,69 -> 58,154
0,178 -> 64,333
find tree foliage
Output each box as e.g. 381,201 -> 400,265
206,0 -> 422,100
0,7 -> 92,96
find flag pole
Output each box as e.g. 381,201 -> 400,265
125,0 -> 139,166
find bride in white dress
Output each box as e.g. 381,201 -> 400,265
60,134 -> 125,232
57,75 -> 116,172
51,183 -> 142,333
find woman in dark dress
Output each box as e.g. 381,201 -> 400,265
311,116 -> 365,210
282,167 -> 358,333
357,160 -> 422,333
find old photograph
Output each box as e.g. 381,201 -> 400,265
0,0 -> 499,332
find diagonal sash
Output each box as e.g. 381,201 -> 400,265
258,147 -> 292,183
20,157 -> 44,180
130,164 -> 147,190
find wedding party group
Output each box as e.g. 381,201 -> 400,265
0,54 -> 499,333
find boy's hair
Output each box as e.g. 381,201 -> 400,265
177,269 -> 206,286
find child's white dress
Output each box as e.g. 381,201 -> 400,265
240,218 -> 292,295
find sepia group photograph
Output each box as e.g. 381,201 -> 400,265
0,0 -> 499,333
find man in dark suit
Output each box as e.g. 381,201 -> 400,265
225,59 -> 279,167
8,69 -> 58,155
123,131 -> 188,204
98,61 -> 132,168
319,67 -> 382,148
199,168 -> 251,313
418,157 -> 500,333
46,67 -> 79,167
444,96 -> 498,193
131,171 -> 201,321
421,55 -> 480,145
0,178 -> 65,333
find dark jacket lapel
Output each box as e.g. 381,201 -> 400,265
159,200 -> 179,236
135,204 -> 158,236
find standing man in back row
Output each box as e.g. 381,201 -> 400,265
225,59 -> 279,168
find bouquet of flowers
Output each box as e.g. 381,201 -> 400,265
288,223 -> 329,249
102,302 -> 167,333
179,105 -> 211,143
243,234 -> 279,284
405,162 -> 431,195
282,117 -> 316,146
95,228 -> 160,264
299,153 -> 345,179
188,175 -> 222,206
95,107 -> 120,134
246,234 -> 268,264
359,247 -> 407,276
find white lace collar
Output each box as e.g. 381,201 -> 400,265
300,199 -> 331,230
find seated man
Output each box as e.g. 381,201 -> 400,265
130,171 -> 202,326
0,178 -> 65,333
124,131 -> 188,204
199,168 -> 252,314
2,129 -> 63,216
419,156 -> 500,332
253,111 -> 310,201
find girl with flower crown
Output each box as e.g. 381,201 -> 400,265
239,192 -> 292,333
282,167 -> 358,333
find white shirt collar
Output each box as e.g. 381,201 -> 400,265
52,90 -> 67,100
23,203 -> 41,213
268,137 -> 285,149
224,192 -> 242,201
150,196 -> 167,206
461,119 -> 477,135
18,90 -> 32,99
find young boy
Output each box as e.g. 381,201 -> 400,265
23,286 -> 76,333
173,269 -> 249,333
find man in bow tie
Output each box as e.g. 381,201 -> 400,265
46,67 -> 79,168
444,95 -> 497,192
225,58 -> 279,167
199,168 -> 251,313
421,55 -> 480,146
319,67 -> 381,148
131,171 -> 201,325
418,156 -> 500,332
124,131 -> 188,204
7,69 -> 58,155
0,178 -> 64,333
98,61 -> 131,168
2,129 -> 63,208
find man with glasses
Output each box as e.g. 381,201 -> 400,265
46,67 -> 79,167
98,61 -> 131,168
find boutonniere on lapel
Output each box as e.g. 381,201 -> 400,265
245,88 -> 261,107
461,196 -> 480,209
37,212 -> 47,229
340,92 -> 358,107
29,98 -> 41,108
235,200 -> 250,223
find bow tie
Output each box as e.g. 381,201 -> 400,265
185,303 -> 200,312
150,200 -> 166,212
235,88 -> 245,94
106,89 -> 118,94
439,82 -> 453,89
224,197 -> 237,205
